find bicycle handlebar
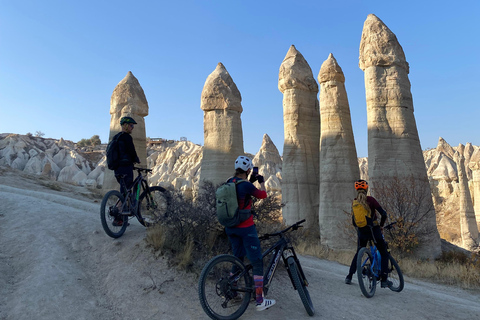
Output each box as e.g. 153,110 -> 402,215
259,219 -> 306,240
383,222 -> 397,230
133,166 -> 152,173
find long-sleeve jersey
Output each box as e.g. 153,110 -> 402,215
227,177 -> 267,228
117,132 -> 139,167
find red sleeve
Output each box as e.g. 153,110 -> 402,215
252,188 -> 267,199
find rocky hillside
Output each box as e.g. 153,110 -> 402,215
1,133 -> 478,217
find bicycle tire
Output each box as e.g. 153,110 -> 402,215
137,186 -> 169,226
287,257 -> 315,316
387,255 -> 404,292
100,190 -> 128,238
357,247 -> 377,298
198,254 -> 251,320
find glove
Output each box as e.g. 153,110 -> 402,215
249,174 -> 257,183
257,175 -> 264,184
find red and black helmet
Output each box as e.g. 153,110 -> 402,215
354,180 -> 368,190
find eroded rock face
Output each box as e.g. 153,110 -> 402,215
318,53 -> 360,249
199,63 -> 244,186
454,151 -> 479,249
360,14 -> 441,258
469,149 -> 480,230
0,134 -> 98,187
103,71 -> 149,192
279,45 -> 320,230
252,134 -> 282,192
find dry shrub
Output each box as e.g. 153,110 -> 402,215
373,175 -> 437,255
145,181 -> 285,272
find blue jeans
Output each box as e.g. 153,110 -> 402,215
225,225 -> 263,276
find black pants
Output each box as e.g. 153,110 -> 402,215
348,226 -> 389,281
114,165 -> 134,196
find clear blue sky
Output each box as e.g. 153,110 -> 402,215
1,1 -> 479,157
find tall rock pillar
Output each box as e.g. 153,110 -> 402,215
469,149 -> 480,230
454,150 -> 479,249
103,71 -> 149,192
278,45 -> 320,230
359,14 -> 441,258
318,53 -> 360,249
200,63 -> 244,186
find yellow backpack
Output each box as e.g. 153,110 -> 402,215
352,199 -> 372,228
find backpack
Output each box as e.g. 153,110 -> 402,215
216,179 -> 251,227
106,132 -> 124,170
352,199 -> 372,228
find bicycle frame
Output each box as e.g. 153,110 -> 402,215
231,222 -> 308,295
117,168 -> 152,217
363,243 -> 381,281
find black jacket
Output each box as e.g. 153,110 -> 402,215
117,132 -> 139,166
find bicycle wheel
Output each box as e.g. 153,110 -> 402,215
357,247 -> 377,298
387,255 -> 404,292
287,257 -> 315,316
100,190 -> 128,238
138,186 -> 169,226
198,254 -> 252,320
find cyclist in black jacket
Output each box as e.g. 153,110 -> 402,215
112,116 -> 140,226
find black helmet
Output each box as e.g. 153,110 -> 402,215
120,116 -> 137,125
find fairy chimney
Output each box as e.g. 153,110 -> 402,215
278,45 -> 320,231
200,63 -> 244,185
318,53 -> 360,249
469,149 -> 480,230
103,71 -> 149,192
360,14 -> 441,258
454,150 -> 479,249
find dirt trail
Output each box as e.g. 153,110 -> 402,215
1,169 -> 479,320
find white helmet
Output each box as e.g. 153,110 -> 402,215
235,156 -> 253,171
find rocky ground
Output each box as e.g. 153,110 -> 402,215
1,166 -> 479,320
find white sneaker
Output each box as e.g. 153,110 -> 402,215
256,298 -> 276,311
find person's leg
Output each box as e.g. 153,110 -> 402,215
371,227 -> 389,281
240,225 -> 274,310
346,230 -> 368,283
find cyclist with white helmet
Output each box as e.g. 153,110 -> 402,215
225,155 -> 276,311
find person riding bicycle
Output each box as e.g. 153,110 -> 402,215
345,179 -> 393,288
112,116 -> 140,226
224,155 -> 276,311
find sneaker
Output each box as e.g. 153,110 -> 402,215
381,280 -> 393,288
345,275 -> 352,285
256,298 -> 276,311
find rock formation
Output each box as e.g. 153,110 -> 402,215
454,150 -> 479,249
469,148 -> 480,230
360,14 -> 441,258
278,45 -> 320,230
199,63 -> 245,186
318,53 -> 360,249
103,71 -> 149,192
252,134 -> 282,192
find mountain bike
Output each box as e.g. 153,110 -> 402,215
100,167 -> 169,238
356,222 -> 404,298
198,219 -> 314,320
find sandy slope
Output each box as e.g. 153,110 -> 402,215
1,168 -> 479,320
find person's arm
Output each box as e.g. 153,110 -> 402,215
372,199 -> 388,227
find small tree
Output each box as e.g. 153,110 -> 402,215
35,131 -> 45,137
372,175 -> 435,254
90,135 -> 101,146
77,139 -> 88,148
